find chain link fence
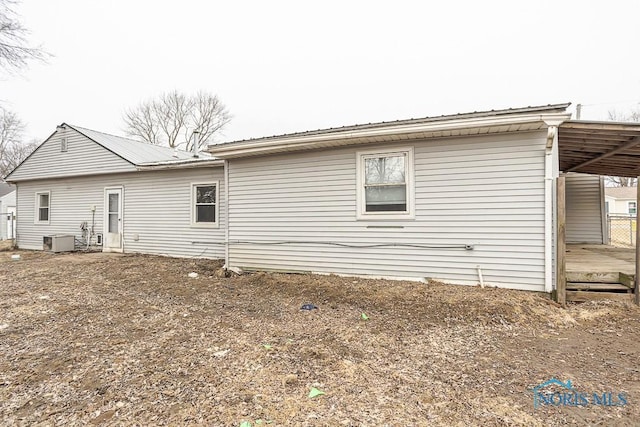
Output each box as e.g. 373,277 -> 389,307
608,214 -> 636,247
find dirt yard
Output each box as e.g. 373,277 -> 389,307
1,250 -> 639,426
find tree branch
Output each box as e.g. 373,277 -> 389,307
123,90 -> 231,151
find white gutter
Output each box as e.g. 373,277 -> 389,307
136,159 -> 224,171
210,112 -> 572,158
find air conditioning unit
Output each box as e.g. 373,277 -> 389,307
43,235 -> 75,252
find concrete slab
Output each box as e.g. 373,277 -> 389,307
566,244 -> 635,275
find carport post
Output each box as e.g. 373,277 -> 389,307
556,174 -> 566,307
636,176 -> 640,305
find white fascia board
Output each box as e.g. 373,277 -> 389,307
210,112 -> 572,159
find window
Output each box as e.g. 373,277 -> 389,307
61,138 -> 68,152
629,201 -> 637,215
357,147 -> 414,219
35,191 -> 50,224
191,182 -> 219,227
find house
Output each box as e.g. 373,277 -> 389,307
208,103 -> 581,292
605,186 -> 637,216
0,182 -> 16,240
208,103 -> 640,298
5,124 -> 225,258
7,103 -> 640,301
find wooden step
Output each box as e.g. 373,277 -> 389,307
566,271 -> 620,283
567,291 -> 635,303
618,272 -> 635,289
566,282 -> 632,292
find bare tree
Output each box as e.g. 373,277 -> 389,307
0,0 -> 48,74
1,136 -> 37,176
608,108 -> 640,123
0,107 -> 36,177
606,176 -> 636,187
605,107 -> 640,187
124,90 -> 231,151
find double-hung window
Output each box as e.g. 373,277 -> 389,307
35,191 -> 50,224
629,201 -> 637,215
357,147 -> 414,219
191,182 -> 219,227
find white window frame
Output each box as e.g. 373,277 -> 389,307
191,181 -> 219,228
628,201 -> 637,215
356,147 -> 415,220
35,191 -> 51,225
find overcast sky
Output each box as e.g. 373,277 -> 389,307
2,0 -> 640,144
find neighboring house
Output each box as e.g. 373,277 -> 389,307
604,186 -> 637,216
0,182 -> 16,240
7,104 -> 640,296
5,124 -> 225,258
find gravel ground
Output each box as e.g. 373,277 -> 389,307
0,249 -> 639,426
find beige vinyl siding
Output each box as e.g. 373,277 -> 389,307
15,168 -> 225,258
607,197 -> 636,215
565,173 -> 604,244
8,128 -> 136,181
228,131 -> 548,291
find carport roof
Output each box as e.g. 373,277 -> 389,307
559,120 -> 640,177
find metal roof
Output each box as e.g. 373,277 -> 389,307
212,103 -> 571,147
208,103 -> 572,159
558,121 -> 640,178
67,124 -> 213,166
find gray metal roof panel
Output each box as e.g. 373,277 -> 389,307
67,125 -> 213,165
212,103 -> 572,147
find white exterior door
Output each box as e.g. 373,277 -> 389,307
104,187 -> 123,252
7,207 -> 16,239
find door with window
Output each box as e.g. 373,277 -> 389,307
104,187 -> 123,252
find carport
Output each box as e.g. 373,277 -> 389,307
557,120 -> 640,305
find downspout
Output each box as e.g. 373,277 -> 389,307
224,159 -> 230,269
599,176 -> 607,244
543,121 -> 563,293
13,185 -> 18,248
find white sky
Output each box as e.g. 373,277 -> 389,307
2,0 -> 640,144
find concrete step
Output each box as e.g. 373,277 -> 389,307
567,291 -> 635,303
566,282 -> 632,292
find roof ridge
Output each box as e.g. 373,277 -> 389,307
66,123 -> 204,157
67,124 -> 175,152
67,124 -> 139,144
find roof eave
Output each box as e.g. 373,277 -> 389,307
135,158 -> 224,170
208,112 -> 572,159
